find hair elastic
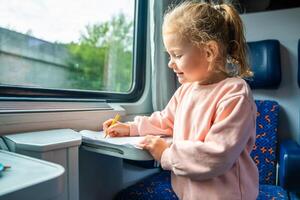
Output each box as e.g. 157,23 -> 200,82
226,55 -> 239,76
213,4 -> 221,10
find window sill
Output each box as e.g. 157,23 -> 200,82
0,102 -> 125,136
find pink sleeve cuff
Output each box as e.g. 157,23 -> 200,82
160,147 -> 172,170
128,122 -> 139,136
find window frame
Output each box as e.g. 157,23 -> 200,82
0,0 -> 147,103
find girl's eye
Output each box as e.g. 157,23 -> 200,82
174,55 -> 182,58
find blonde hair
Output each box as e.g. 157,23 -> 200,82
163,1 -> 253,78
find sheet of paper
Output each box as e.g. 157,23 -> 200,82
80,130 -> 145,149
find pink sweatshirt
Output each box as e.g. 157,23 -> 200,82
129,77 -> 259,200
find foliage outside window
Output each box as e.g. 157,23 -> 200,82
67,13 -> 133,92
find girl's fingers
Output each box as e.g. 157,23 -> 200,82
140,135 -> 159,143
104,122 -> 130,137
108,131 -> 117,137
139,137 -> 150,145
136,143 -> 145,149
106,127 -> 115,135
139,136 -> 153,149
106,123 -> 118,133
138,143 -> 150,150
107,123 -> 124,137
139,139 -> 147,145
103,119 -> 114,129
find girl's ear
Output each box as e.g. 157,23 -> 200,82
205,41 -> 219,62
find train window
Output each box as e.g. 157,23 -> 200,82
0,0 -> 147,102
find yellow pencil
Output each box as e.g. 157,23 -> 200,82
104,114 -> 121,138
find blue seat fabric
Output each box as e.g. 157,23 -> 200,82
251,100 -> 279,185
247,40 -> 281,89
115,170 -> 178,200
254,100 -> 288,199
258,185 -> 288,200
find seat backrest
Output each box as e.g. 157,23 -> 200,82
247,40 -> 281,89
247,39 -> 281,185
251,100 -> 279,185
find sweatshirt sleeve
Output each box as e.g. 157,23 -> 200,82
160,93 -> 256,181
129,86 -> 183,137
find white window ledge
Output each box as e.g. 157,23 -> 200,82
0,102 -> 125,136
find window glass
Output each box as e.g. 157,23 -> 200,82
0,0 -> 135,93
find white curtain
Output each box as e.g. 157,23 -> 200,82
149,0 -> 178,111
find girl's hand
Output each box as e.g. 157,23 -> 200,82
103,119 -> 130,137
138,135 -> 170,161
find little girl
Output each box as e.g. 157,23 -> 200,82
103,2 -> 258,199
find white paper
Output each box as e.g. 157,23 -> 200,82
80,130 -> 145,149
80,130 -> 173,150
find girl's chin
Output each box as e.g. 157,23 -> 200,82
177,78 -> 186,84
177,78 -> 196,84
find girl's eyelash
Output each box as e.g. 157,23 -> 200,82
168,54 -> 182,59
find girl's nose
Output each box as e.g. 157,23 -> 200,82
168,59 -> 176,69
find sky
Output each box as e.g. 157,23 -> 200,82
0,0 -> 134,43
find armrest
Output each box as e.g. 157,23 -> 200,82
279,139 -> 300,191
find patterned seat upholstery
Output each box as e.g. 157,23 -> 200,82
253,100 -> 288,199
258,185 -> 289,200
115,170 -> 177,200
252,100 -> 278,185
115,100 -> 289,200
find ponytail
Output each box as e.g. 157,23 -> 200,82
221,4 -> 253,78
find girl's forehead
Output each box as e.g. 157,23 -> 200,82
163,33 -> 198,50
163,33 -> 186,45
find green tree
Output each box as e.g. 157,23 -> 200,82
66,13 -> 133,92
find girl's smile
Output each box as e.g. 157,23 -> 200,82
175,72 -> 184,77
